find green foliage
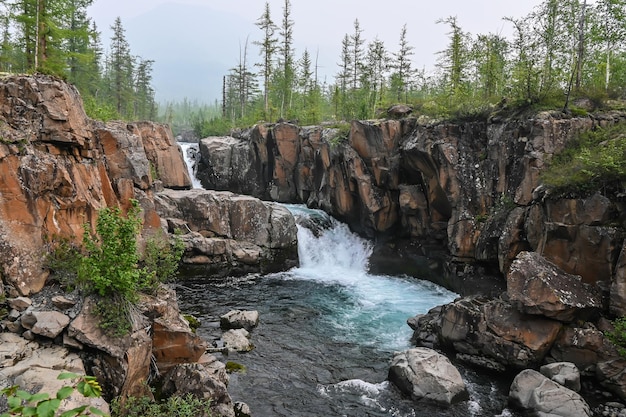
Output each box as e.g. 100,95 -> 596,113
606,317 -> 626,358
45,200 -> 184,336
541,123 -> 626,196
0,373 -> 107,417
141,230 -> 185,292
110,394 -> 211,417
326,123 -> 351,148
45,237 -> 81,290
78,201 -> 143,303
83,96 -> 120,122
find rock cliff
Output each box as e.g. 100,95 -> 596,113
0,74 -> 298,415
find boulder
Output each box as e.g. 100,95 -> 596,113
507,251 -> 602,322
67,297 -> 152,399
154,188 -> 298,275
20,310 -> 70,339
161,363 -> 235,417
222,329 -> 254,353
388,347 -> 468,406
220,310 -> 259,331
597,358 -> 626,400
433,296 -> 562,369
509,369 -> 591,417
540,362 -> 581,392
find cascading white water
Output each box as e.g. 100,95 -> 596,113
179,142 -> 203,189
286,204 -> 458,352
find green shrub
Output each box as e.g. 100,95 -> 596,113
541,123 -> 626,197
140,231 -> 185,292
45,200 -> 184,336
606,317 -> 626,358
0,373 -> 106,417
111,394 -> 211,417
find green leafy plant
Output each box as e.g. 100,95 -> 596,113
111,393 -> 211,417
78,201 -> 143,303
606,317 -> 626,358
0,373 -> 107,417
140,231 -> 185,292
45,200 -> 184,337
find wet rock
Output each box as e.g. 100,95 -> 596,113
507,251 -> 602,322
222,329 -> 254,353
234,401 -> 252,417
388,347 -> 468,406
220,310 -> 259,331
540,362 -> 581,392
509,369 -> 591,417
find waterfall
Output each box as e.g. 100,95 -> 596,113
285,204 -> 458,352
179,142 -> 203,189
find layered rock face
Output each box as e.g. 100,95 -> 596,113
196,113 -> 626,293
0,74 -> 297,297
0,75 -> 191,296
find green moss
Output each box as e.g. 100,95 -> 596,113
541,122 -> 626,198
183,314 -> 200,333
225,361 -> 246,373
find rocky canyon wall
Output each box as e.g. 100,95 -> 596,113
197,112 -> 626,301
0,74 -> 298,297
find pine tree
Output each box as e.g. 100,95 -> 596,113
437,16 -> 470,100
107,17 -> 134,117
349,18 -> 364,90
392,24 -> 414,102
277,0 -> 295,118
253,2 -> 278,120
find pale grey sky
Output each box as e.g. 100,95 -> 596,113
87,0 -> 546,102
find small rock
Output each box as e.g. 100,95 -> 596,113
234,401 -> 251,417
8,309 -> 21,321
62,334 -> 84,350
220,310 -> 259,331
30,311 -> 71,339
51,295 -> 76,310
222,329 -> 254,353
8,297 -> 32,311
22,330 -> 35,340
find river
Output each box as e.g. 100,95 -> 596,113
176,142 -> 519,416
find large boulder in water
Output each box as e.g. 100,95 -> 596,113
388,347 -> 468,406
509,369 -> 591,417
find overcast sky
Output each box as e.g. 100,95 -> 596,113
87,0 -> 546,103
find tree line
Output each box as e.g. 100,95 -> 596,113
197,0 -> 626,137
0,0 -> 156,121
